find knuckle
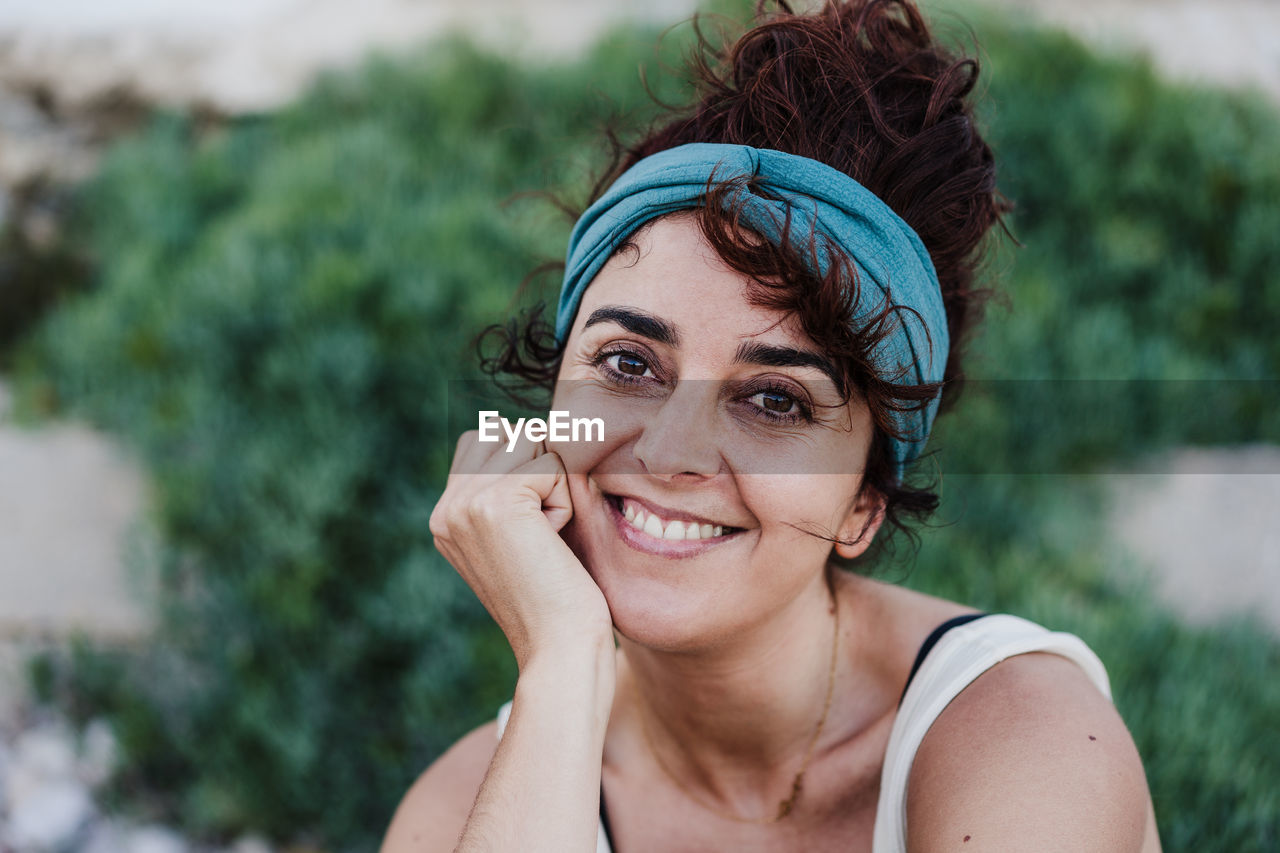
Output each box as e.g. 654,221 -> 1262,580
428,505 -> 447,538
468,491 -> 506,524
449,431 -> 479,472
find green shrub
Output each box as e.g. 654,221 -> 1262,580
15,5 -> 1280,851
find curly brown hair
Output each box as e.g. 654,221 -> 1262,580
480,0 -> 1010,568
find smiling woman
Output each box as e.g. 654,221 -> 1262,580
381,1 -> 1161,851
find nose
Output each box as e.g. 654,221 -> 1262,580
632,381 -> 723,479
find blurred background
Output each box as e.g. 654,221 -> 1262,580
1,0 -> 1278,851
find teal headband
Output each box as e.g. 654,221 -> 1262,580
557,142 -> 947,480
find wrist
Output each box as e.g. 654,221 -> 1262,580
517,627 -> 617,727
516,613 -> 615,671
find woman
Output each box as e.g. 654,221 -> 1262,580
383,1 -> 1161,850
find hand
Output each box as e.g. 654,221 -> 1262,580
429,430 -> 612,671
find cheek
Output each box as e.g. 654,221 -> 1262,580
549,381 -> 649,476
740,475 -> 859,549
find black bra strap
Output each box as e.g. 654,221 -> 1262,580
898,612 -> 988,705
600,784 -> 617,850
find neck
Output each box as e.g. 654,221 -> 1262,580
617,566 -> 850,813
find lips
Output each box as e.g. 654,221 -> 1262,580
605,493 -> 739,543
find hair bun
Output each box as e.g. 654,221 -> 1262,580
625,0 -> 1008,398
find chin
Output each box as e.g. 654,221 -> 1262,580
603,580 -> 723,653
562,493 -> 750,653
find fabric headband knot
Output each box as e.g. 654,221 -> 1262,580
556,142 -> 947,482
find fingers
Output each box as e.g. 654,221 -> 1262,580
449,424 -> 545,476
438,427 -> 570,530
516,450 -> 574,532
466,440 -> 571,529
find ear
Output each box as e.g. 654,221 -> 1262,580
833,488 -> 886,560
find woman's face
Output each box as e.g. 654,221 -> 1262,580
551,214 -> 881,651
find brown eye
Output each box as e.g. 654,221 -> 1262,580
756,391 -> 795,414
612,353 -> 650,376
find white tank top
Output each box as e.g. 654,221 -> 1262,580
494,613 -> 1112,853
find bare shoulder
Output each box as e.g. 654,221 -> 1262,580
380,719 -> 500,853
906,651 -> 1161,852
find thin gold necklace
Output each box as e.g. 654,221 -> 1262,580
639,590 -> 840,824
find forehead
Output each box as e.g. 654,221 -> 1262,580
572,214 -> 815,354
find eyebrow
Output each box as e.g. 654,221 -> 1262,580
583,306 -> 680,347
733,341 -> 844,391
582,306 -> 843,390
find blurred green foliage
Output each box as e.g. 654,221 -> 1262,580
15,28 -> 696,851
0,184 -> 90,369
12,3 -> 1280,851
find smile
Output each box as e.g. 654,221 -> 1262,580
620,496 -> 723,540
604,493 -> 743,557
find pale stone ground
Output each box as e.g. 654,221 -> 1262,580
972,0 -> 1280,102
0,0 -> 708,113
0,420 -> 152,641
1108,447 -> 1280,631
0,1 -> 1278,849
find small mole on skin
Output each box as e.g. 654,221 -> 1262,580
964,835 -> 971,842
1089,735 -> 1097,741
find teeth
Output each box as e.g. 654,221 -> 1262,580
618,498 -> 728,542
643,513 -> 664,538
